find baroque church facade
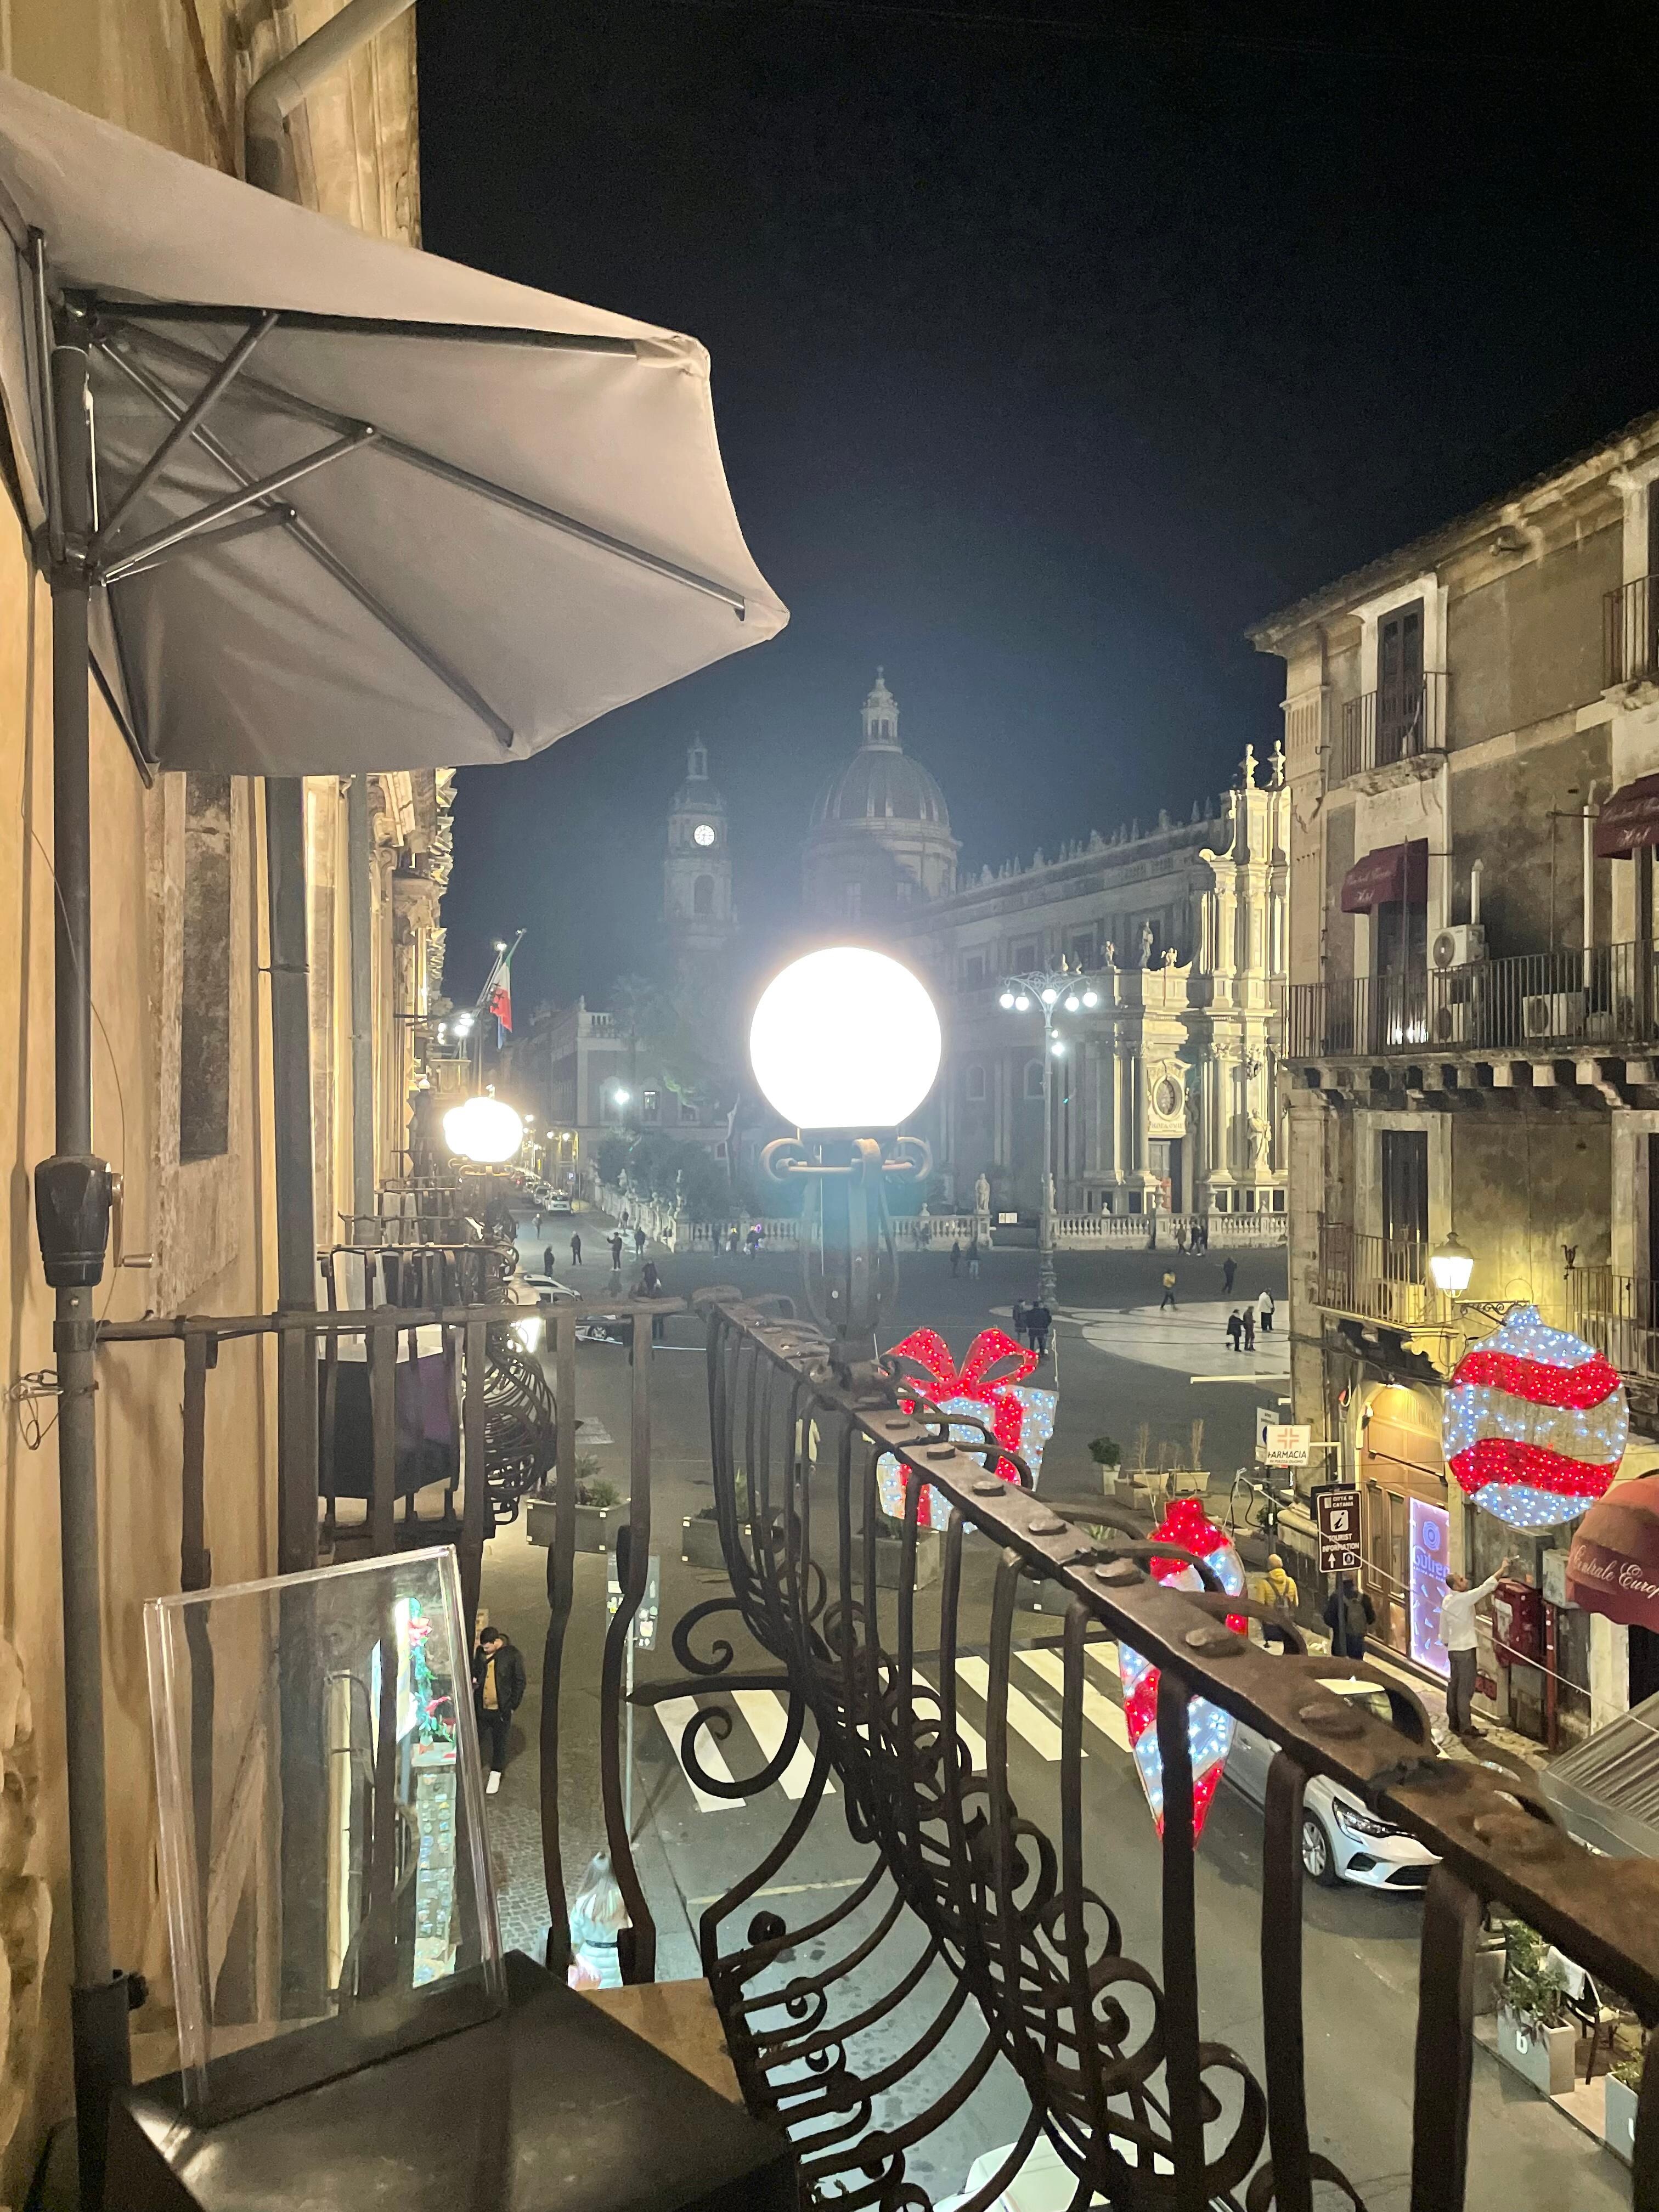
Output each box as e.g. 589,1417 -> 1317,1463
803,675 -> 1291,1220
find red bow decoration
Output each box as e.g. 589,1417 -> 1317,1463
888,1327 -> 1037,1482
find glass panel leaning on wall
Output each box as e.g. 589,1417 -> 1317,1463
144,1548 -> 505,2123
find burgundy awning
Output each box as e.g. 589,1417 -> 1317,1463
1340,838 -> 1429,914
1595,775 -> 1659,860
1566,1474 -> 1659,1629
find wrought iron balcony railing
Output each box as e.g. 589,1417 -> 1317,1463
1606,574 -> 1659,687
1565,1263 -> 1659,1384
1315,1220 -> 1435,1328
1335,670 -> 1447,780
621,1297 -> 1659,2208
1286,940 -> 1659,1060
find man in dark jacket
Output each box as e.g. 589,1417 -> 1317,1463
472,1626 -> 526,1795
1323,1577 -> 1375,1660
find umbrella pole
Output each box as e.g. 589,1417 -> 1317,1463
41,302 -> 132,2208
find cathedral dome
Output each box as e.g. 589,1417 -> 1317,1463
808,671 -> 950,831
809,746 -> 951,832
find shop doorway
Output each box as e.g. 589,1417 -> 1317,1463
1358,1383 -> 1445,1663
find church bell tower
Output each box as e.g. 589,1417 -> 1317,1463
664,741 -> 736,961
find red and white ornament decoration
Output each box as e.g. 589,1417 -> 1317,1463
876,1328 -> 1056,1528
1119,1497 -> 1246,1839
1442,1304 -> 1628,1532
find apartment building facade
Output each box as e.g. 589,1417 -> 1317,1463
0,5 -> 441,2190
1253,406 -> 1659,1743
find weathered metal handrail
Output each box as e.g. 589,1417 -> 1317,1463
1288,941 -> 1659,1062
1565,1263 -> 1659,1385
623,1296 -> 1659,2210
1336,670 -> 1447,780
1606,574 -> 1659,687
1315,1218 -> 1435,1328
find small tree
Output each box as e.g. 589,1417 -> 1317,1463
594,1135 -> 633,1189
1088,1437 -> 1122,1471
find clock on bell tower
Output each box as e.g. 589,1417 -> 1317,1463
664,741 -> 736,962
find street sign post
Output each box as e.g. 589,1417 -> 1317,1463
1315,1485 -> 1362,1575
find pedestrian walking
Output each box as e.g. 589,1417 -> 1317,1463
570,1231 -> 583,1267
1242,1306 -> 1256,1352
1323,1576 -> 1375,1661
535,1206 -> 545,1235
728,1226 -> 741,1255
746,1224 -> 761,1259
950,1238 -> 962,1278
1222,1256 -> 1237,1297
608,1231 -> 625,1272
1175,1220 -> 1188,1255
1159,1268 -> 1177,1311
1031,1301 -> 1052,1358
1258,1286 -> 1275,1334
634,1224 -> 647,1259
632,1260 -> 667,1340
967,1234 -> 981,1280
471,1625 -> 526,1796
1255,1553 -> 1299,1611
1012,1297 -> 1031,1350
1439,1557 -> 1509,1736
543,1244 -> 555,1276
1225,1309 -> 1243,1353
620,1207 -> 630,1231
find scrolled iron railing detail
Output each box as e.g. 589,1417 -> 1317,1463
634,1297 -> 1659,2212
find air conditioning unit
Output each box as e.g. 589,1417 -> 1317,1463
1434,1001 -> 1472,1043
1523,991 -> 1587,1041
1431,924 -> 1487,971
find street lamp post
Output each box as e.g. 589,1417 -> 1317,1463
749,946 -> 942,1376
999,967 -> 1101,1306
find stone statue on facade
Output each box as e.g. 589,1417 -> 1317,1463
1140,921 -> 1155,968
1102,939 -> 1115,969
974,1171 -> 991,1220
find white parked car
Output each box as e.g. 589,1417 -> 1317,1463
1223,1677 -> 1439,1892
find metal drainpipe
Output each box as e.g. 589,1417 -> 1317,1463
245,0 -> 417,196
347,775 -> 376,1227
40,302 -> 133,2210
246,1 -> 416,1563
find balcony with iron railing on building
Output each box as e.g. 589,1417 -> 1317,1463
1334,669 -> 1447,782
1287,939 -> 1659,1061
1314,1217 -> 1437,1328
1605,573 -> 1659,687
1565,1262 -> 1659,1388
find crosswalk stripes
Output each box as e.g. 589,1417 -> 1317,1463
954,1656 -> 1068,1762
731,1689 -> 836,1799
1015,1647 -> 1131,1753
652,1647 -> 1136,1814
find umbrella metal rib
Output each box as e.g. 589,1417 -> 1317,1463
94,335 -> 516,751
99,308 -> 753,617
98,298 -> 642,355
94,308 -> 276,543
105,500 -> 296,584
96,422 -> 375,584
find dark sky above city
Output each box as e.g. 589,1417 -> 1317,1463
421,0 -> 1659,1018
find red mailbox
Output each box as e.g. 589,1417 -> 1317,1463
1492,1577 -> 1544,1668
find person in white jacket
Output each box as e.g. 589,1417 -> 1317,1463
1439,1557 -> 1509,1738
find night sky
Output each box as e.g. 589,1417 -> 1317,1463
419,1 -> 1659,1018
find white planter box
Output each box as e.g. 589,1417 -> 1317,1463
875,1530 -> 943,1590
1497,2006 -> 1576,2097
1605,2072 -> 1638,2164
682,1514 -> 748,1570
525,1493 -> 617,1553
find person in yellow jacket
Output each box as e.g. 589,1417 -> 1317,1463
1255,1553 -> 1299,1611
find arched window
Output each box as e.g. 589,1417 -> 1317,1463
1024,1059 -> 1045,1100
693,873 -> 714,916
965,1064 -> 986,1103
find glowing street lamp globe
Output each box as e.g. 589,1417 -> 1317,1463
1429,1231 -> 1474,1296
750,947 -> 942,1130
998,991 -> 1015,1010
442,1094 -> 523,1164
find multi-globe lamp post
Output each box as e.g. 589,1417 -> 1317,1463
998,967 -> 1101,1306
749,946 -> 943,1376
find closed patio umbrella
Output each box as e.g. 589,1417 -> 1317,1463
0,71 -> 786,2198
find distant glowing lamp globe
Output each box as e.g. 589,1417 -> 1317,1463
749,947 -> 942,1129
1442,1304 -> 1628,1531
1064,994 -> 1081,1012
1014,994 -> 1030,1012
1082,989 -> 1100,1008
1041,987 -> 1059,1006
998,991 -> 1015,1010
442,1094 -> 524,1165
1429,1232 -> 1475,1296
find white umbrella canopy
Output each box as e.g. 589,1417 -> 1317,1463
0,73 -> 786,774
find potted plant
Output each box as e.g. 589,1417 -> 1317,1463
683,1472 -> 749,1569
1497,1922 -> 1577,2097
1604,2035 -> 1643,2163
873,1517 -> 944,1590
526,1454 -> 619,1551
1088,1437 -> 1122,1491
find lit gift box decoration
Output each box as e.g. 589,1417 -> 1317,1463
876,1328 -> 1056,1527
1442,1305 -> 1628,1532
1119,1497 -> 1246,1839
